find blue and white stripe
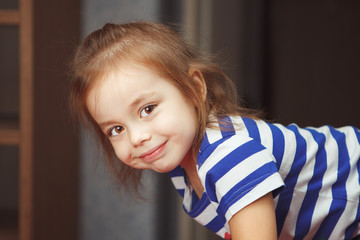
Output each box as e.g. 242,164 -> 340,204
170,116 -> 360,239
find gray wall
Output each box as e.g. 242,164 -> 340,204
79,1 -> 160,240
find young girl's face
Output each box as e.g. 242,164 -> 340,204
86,63 -> 198,173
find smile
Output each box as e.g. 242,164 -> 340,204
139,141 -> 167,163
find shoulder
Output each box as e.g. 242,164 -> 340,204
200,115 -> 257,149
196,115 -> 285,223
197,115 -> 284,197
198,115 -> 272,162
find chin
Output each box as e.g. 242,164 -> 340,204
153,169 -> 168,173
153,162 -> 178,173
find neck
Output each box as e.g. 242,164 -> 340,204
181,154 -> 204,199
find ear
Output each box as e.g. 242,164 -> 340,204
188,69 -> 207,102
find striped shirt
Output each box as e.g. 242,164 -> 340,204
170,116 -> 360,239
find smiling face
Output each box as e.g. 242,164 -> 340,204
86,63 -> 198,173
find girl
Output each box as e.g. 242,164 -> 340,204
70,22 -> 360,239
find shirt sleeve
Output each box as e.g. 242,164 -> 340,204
197,134 -> 285,222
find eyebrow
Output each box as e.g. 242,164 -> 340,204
99,120 -> 119,131
98,92 -> 157,130
129,92 -> 156,109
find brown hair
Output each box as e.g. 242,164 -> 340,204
69,22 -> 259,193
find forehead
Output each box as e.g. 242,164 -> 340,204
85,63 -> 175,114
93,63 -> 164,93
86,64 -> 145,100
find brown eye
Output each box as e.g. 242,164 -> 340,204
109,126 -> 123,137
140,105 -> 156,117
145,106 -> 154,114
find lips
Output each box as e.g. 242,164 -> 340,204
139,141 -> 167,163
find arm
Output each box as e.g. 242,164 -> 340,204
229,193 -> 277,240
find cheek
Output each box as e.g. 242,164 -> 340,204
156,110 -> 197,143
112,142 -> 130,164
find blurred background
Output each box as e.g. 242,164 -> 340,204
0,0 -> 359,240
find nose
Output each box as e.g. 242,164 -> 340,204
128,125 -> 151,146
